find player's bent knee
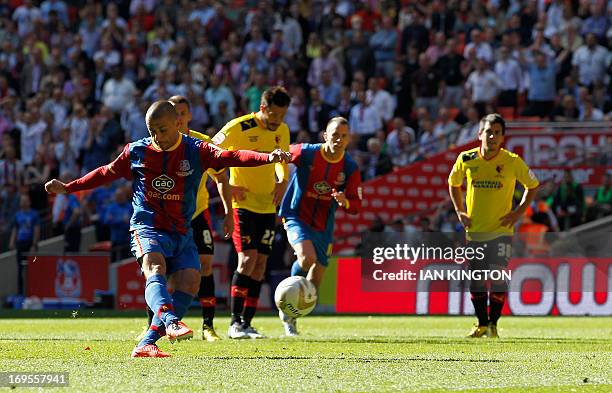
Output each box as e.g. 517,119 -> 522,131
141,253 -> 166,277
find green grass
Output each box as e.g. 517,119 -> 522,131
0,314 -> 610,392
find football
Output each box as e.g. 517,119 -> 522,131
274,276 -> 318,318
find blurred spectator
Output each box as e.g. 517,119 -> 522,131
211,101 -> 234,132
589,173 -> 612,220
349,90 -> 382,150
433,107 -> 460,140
362,138 -> 392,180
9,193 -> 40,295
494,46 -> 523,109
54,127 -> 78,176
318,70 -> 341,108
464,57 -> 501,117
51,172 -> 82,251
390,61 -> 413,120
66,102 -> 90,154
463,29 -> 493,64
346,30 -> 376,78
561,20 -> 583,52
455,107 -> 480,146
242,72 -> 267,114
418,119 -> 438,156
102,187 -> 133,261
436,38 -> 466,109
552,95 -> 580,122
20,47 -> 46,99
413,54 -> 441,120
430,1 -> 456,37
41,87 -> 69,136
307,87 -> 334,136
81,116 -> 111,174
369,16 -> 397,78
552,169 -> 584,230
386,118 -> 416,168
205,73 -> 236,120
0,144 -> 23,192
15,108 -> 46,166
102,66 -> 137,114
366,77 -> 395,124
12,0 -> 42,37
580,3 -> 608,41
93,35 -> 121,72
121,100 -> 149,142
572,33 -> 610,87
285,87 -> 306,135
307,44 -> 345,88
425,32 -> 448,65
579,96 -> 604,121
400,9 -> 428,54
521,50 -> 556,118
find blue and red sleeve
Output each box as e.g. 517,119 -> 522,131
198,141 -> 270,170
65,144 -> 132,193
343,169 -> 362,215
289,143 -> 303,166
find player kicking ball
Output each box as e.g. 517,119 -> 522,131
45,101 -> 290,357
448,113 -> 539,338
140,95 -> 233,342
278,117 -> 362,336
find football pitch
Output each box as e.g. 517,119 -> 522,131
0,313 -> 610,392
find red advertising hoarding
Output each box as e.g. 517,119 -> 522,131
27,255 -> 110,303
336,257 -> 611,316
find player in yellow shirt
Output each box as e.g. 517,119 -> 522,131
141,95 -> 233,341
448,113 -> 539,338
211,86 -> 291,339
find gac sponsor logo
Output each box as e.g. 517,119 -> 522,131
146,190 -> 182,201
314,181 -> 331,194
152,174 -> 175,193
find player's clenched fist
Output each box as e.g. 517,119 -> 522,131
268,149 -> 291,163
45,179 -> 68,194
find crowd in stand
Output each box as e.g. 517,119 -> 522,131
0,0 -> 611,254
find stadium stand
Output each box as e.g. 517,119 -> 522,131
0,0 -> 610,297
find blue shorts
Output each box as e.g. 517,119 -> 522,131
130,228 -> 200,275
283,217 -> 333,267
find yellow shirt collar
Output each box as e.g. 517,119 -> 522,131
151,133 -> 182,152
320,145 -> 344,163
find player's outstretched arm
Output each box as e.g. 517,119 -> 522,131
45,145 -> 132,195
45,179 -> 68,194
203,142 -> 290,169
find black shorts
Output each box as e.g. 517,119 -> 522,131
232,208 -> 276,255
467,236 -> 512,271
191,209 -> 214,255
